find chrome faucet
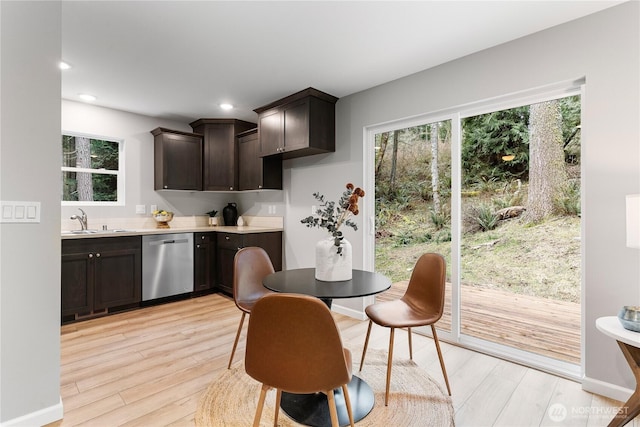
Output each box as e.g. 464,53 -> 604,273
70,208 -> 88,230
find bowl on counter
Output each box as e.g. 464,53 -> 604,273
618,306 -> 640,332
153,212 -> 174,229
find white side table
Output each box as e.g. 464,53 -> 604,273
596,316 -> 640,426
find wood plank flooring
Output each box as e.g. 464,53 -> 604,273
49,293 -> 630,427
378,281 -> 581,364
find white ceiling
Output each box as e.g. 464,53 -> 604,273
61,1 -> 623,124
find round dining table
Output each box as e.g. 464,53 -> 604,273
263,267 -> 391,308
262,268 -> 391,427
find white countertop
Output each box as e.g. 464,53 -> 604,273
61,215 -> 283,239
61,225 -> 283,239
596,316 -> 640,347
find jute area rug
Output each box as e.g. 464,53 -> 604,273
195,349 -> 454,426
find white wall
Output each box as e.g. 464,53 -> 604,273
283,2 -> 640,398
61,100 -> 287,225
0,1 -> 63,424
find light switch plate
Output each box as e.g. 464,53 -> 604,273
135,204 -> 146,214
0,201 -> 40,223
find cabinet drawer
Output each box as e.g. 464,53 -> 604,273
217,233 -> 244,250
195,232 -> 214,245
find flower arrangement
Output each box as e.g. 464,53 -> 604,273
301,183 -> 365,254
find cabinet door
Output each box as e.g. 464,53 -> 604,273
258,109 -> 283,156
239,130 -> 283,191
282,98 -> 309,153
216,246 -> 237,295
202,124 -> 237,191
93,247 -> 141,310
156,132 -> 202,190
194,233 -> 216,292
244,232 -> 283,272
61,252 -> 93,316
238,131 -> 261,190
216,233 -> 244,295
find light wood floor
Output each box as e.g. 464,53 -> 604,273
50,293 -> 631,427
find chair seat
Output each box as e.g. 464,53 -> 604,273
365,298 -> 441,328
235,298 -> 261,313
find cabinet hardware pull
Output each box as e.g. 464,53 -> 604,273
88,253 -> 93,258
96,253 -> 101,257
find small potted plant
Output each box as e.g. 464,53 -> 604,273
206,209 -> 219,226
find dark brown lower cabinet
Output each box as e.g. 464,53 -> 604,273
61,236 -> 141,322
216,231 -> 283,295
194,232 -> 217,292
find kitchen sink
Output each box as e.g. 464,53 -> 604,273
62,229 -> 134,235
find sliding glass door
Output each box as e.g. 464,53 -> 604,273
366,85 -> 583,376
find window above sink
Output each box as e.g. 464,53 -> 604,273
61,131 -> 124,206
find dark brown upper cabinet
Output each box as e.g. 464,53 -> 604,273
189,118 -> 256,191
151,128 -> 203,191
237,128 -> 282,190
254,87 -> 338,159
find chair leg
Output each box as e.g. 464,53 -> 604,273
408,326 -> 413,360
274,389 -> 282,427
327,389 -> 339,427
342,383 -> 355,427
228,312 -> 246,369
359,319 -> 373,371
431,325 -> 451,396
253,383 -> 269,427
385,327 -> 395,406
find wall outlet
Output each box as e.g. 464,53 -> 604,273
311,205 -> 317,215
150,204 -> 158,213
135,204 -> 146,214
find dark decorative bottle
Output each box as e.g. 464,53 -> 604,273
223,203 -> 238,226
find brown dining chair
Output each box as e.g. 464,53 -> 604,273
245,293 -> 355,427
359,252 -> 451,405
227,246 -> 274,369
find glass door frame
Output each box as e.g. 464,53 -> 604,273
363,79 -> 585,381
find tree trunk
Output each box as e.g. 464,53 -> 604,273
525,100 -> 567,222
375,132 -> 389,178
430,123 -> 440,213
76,136 -> 94,201
390,130 -> 399,192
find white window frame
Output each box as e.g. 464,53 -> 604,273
61,131 -> 125,206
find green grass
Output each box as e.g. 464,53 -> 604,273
375,209 -> 581,303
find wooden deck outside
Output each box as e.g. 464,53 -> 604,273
376,281 -> 581,364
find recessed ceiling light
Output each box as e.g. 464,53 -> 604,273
59,61 -> 71,70
220,103 -> 234,110
78,94 -> 97,102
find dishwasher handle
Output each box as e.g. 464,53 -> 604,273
148,238 -> 190,246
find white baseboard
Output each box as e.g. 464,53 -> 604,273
331,303 -> 367,320
582,376 -> 633,403
0,397 -> 63,427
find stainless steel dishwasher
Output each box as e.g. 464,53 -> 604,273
142,233 -> 194,301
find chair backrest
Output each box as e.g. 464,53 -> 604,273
233,247 -> 275,306
245,293 -> 351,394
402,253 -> 447,320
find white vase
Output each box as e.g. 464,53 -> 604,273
315,237 -> 352,281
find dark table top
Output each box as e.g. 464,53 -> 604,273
263,268 -> 391,299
